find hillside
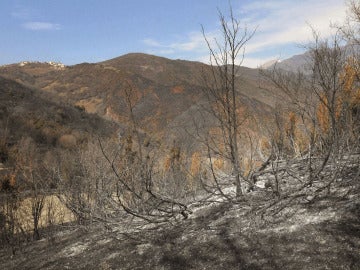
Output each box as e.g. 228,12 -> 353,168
2,0 -> 360,267
0,53 -> 277,158
0,75 -> 117,160
1,165 -> 359,269
0,51 -> 359,270
0,54 -> 277,118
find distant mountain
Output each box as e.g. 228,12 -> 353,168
0,53 -> 279,158
261,51 -> 311,74
260,59 -> 280,69
263,44 -> 360,74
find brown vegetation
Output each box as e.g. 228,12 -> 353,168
0,2 -> 359,268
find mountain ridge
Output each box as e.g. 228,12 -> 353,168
0,52 -> 284,163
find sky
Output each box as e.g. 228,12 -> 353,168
0,0 -> 348,68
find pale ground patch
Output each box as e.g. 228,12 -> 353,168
96,238 -> 112,246
59,242 -> 90,257
136,243 -> 152,255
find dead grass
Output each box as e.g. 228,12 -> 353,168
8,195 -> 74,233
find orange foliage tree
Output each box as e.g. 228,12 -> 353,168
315,56 -> 360,144
339,57 -> 360,132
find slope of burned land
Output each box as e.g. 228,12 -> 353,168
0,76 -> 117,160
1,157 -> 359,270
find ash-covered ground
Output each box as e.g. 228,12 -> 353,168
1,180 -> 359,270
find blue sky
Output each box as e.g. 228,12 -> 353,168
0,0 -> 347,68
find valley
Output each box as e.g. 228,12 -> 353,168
1,1 -> 360,268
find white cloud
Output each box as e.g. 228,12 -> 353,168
243,0 -> 347,54
170,32 -> 207,51
22,22 -> 61,31
143,38 -> 162,47
143,0 -> 348,68
143,31 -> 210,53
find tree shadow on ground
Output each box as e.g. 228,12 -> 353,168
320,203 -> 360,269
153,201 -> 360,270
1,200 -> 360,270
